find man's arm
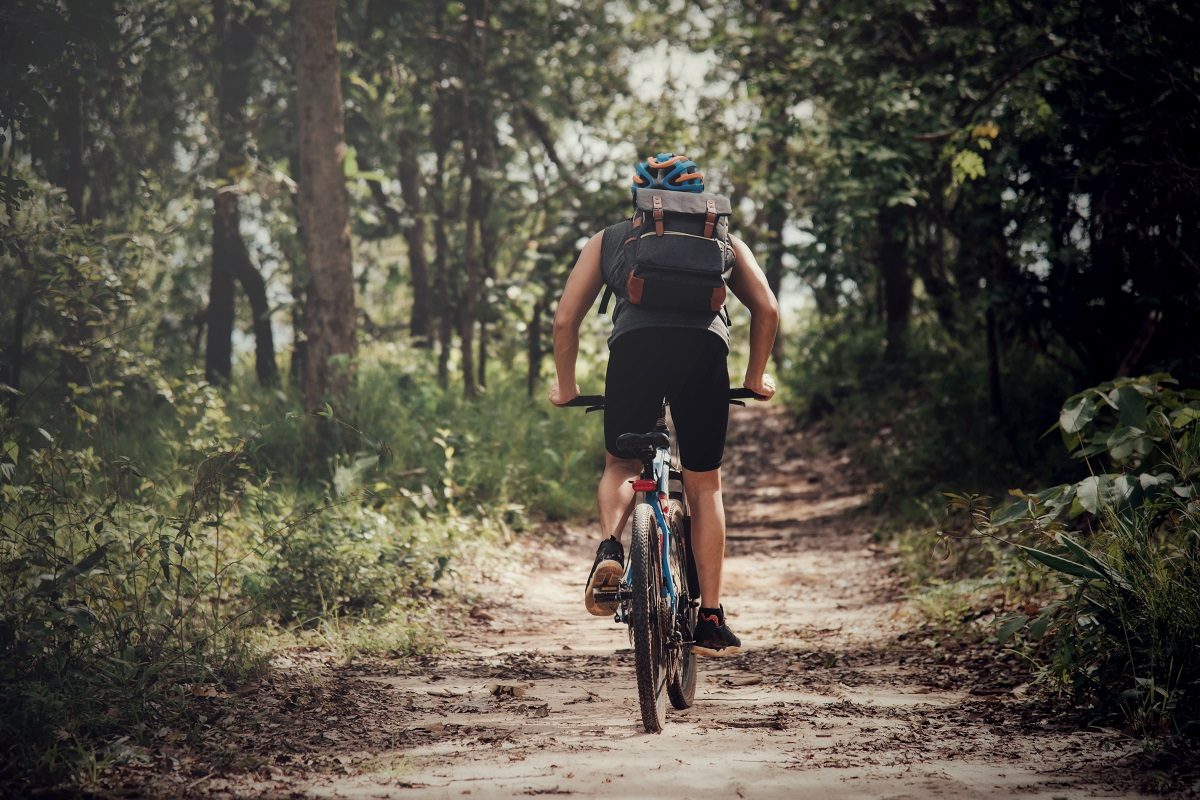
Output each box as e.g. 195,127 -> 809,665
727,234 -> 780,399
549,231 -> 605,405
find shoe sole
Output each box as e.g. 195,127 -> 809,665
693,644 -> 742,658
584,560 -> 623,616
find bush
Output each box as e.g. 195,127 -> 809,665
249,501 -> 463,624
232,351 -> 603,522
783,314 -> 1075,505
952,376 -> 1200,733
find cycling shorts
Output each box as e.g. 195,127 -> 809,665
603,327 -> 730,473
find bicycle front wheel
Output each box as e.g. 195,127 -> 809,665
630,501 -> 666,733
666,500 -> 697,710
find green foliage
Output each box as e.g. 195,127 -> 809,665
783,313 -> 1074,504
994,376 -> 1200,523
235,350 -> 603,521
950,377 -> 1200,733
251,503 -> 462,625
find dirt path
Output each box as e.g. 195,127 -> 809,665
113,407 -> 1164,799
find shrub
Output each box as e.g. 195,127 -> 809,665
951,375 -> 1200,733
782,314 -> 1074,506
248,501 -> 462,624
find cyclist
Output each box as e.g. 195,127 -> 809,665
548,153 -> 779,657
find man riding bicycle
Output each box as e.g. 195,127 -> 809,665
548,153 -> 780,657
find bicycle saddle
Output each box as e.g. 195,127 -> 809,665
616,431 -> 670,457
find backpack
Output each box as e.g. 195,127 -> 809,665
599,188 -> 734,317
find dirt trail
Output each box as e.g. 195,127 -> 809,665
115,407 -> 1160,799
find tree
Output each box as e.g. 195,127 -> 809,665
292,0 -> 356,411
206,0 -> 277,385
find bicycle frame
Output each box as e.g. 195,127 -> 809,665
619,439 -> 679,623
611,400 -> 686,627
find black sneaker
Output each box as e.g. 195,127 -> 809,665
584,536 -> 624,616
693,605 -> 741,657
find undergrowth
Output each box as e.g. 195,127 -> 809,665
0,171 -> 604,790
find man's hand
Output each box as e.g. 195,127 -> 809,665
548,381 -> 580,407
743,373 -> 776,401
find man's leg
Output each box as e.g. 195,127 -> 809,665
681,466 -> 725,608
599,452 -> 642,541
584,452 -> 641,616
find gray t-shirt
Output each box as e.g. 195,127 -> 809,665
599,220 -> 731,351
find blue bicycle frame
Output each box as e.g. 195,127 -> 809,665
618,442 -> 679,623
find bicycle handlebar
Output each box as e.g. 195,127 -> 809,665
559,388 -> 767,411
561,395 -> 606,408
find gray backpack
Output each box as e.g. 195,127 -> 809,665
599,188 -> 734,316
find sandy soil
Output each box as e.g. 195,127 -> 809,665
99,406 -> 1175,799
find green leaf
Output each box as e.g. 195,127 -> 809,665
995,613 -> 1029,643
1171,404 -> 1200,430
990,499 -> 1030,527
343,145 -> 360,178
64,605 -> 98,633
1018,544 -> 1105,581
1075,475 -> 1109,514
1106,426 -> 1147,463
1111,385 -> 1148,428
58,544 -> 109,586
1055,533 -> 1131,591
1037,483 -> 1077,517
1028,608 -> 1055,639
1059,395 -> 1095,435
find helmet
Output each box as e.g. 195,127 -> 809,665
631,152 -> 704,197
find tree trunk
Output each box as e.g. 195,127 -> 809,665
4,247 -> 31,415
526,297 -> 543,397
985,305 -> 1004,419
764,195 -> 786,364
877,205 -> 913,361
206,191 -> 237,383
233,249 -> 277,384
457,0 -> 489,397
396,127 -> 433,345
430,7 -> 454,389
477,130 -> 498,391
293,0 -> 357,411
207,0 -> 276,385
61,72 -> 86,221
287,153 -> 308,390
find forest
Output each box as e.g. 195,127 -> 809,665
2,0 -> 1198,796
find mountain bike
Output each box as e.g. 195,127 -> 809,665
563,388 -> 761,733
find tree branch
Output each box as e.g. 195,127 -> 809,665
913,43 -> 1068,141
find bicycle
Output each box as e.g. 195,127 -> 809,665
563,387 -> 762,733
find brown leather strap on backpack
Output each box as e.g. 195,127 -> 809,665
704,198 -> 716,238
627,273 -> 645,304
652,193 -> 664,237
710,285 -> 727,311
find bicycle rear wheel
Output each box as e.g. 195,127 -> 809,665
630,501 -> 666,733
666,500 -> 697,710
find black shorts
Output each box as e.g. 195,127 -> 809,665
604,328 -> 730,472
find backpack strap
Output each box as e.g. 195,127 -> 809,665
599,285 -> 613,315
704,198 -> 716,238
652,193 -> 665,237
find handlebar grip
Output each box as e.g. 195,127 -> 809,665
561,395 -> 605,407
559,390 -> 764,410
728,388 -> 768,402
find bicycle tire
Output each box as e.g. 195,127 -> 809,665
666,500 -> 698,710
630,502 -> 666,733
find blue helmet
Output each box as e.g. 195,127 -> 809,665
631,153 -> 704,197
